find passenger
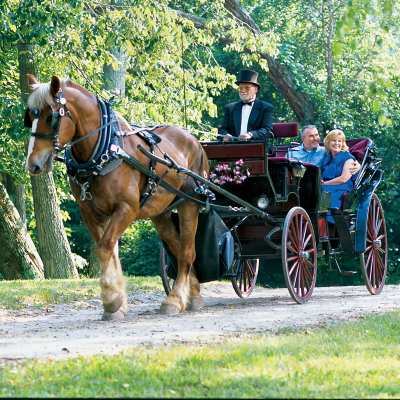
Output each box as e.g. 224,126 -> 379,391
287,125 -> 326,166
218,69 -> 273,142
321,129 -> 358,223
288,125 -> 360,172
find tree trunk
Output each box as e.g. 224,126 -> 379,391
30,174 -> 79,278
87,240 -> 101,277
0,173 -> 26,224
103,48 -> 127,97
17,42 -> 79,279
0,181 -> 44,280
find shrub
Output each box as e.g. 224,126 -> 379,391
120,220 -> 160,276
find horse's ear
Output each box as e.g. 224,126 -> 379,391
27,74 -> 38,90
50,76 -> 61,96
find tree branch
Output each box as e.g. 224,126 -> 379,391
173,2 -> 315,122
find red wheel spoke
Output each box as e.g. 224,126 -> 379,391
289,260 -> 299,277
376,218 -> 383,234
303,233 -> 312,249
361,194 -> 387,295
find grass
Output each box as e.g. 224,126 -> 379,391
1,311 -> 400,398
0,276 -> 162,310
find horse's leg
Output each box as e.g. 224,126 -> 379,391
95,204 -> 137,321
157,202 -> 200,314
153,212 -> 203,312
188,267 -> 203,311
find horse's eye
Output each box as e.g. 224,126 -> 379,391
46,115 -> 52,126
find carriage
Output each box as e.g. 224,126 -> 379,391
159,122 -> 387,303
25,76 -> 387,319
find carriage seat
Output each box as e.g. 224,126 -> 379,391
347,138 -> 372,162
270,122 -> 299,158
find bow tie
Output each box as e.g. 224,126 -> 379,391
241,101 -> 254,106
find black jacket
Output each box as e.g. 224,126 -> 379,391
218,99 -> 273,140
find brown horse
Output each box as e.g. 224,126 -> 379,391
25,75 -> 208,320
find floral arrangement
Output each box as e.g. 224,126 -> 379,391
209,159 -> 250,185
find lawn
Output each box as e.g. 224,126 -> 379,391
1,311 -> 400,398
0,276 -> 162,310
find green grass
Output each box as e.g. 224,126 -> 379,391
0,276 -> 162,310
1,311 -> 400,398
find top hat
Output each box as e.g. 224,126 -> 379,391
235,69 -> 260,88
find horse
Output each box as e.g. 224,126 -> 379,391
24,74 -> 209,321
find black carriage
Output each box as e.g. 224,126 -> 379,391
159,123 -> 387,303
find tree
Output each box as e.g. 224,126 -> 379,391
0,180 -> 44,279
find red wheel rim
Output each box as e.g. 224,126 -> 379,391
282,207 -> 317,303
231,258 -> 259,298
361,194 -> 387,294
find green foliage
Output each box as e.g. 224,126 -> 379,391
120,220 -> 160,276
2,311 -> 400,397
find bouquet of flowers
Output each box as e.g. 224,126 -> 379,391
209,159 -> 250,185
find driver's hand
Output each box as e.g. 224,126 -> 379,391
239,132 -> 252,141
223,134 -> 233,142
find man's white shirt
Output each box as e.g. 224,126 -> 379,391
240,103 -> 254,134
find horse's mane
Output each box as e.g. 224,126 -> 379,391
28,78 -> 95,110
64,80 -> 94,98
27,82 -> 55,110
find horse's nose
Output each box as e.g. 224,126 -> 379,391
28,163 -> 42,175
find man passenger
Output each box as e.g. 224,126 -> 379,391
287,125 -> 326,166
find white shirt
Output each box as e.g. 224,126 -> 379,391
240,102 -> 254,134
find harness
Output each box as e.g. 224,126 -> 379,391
64,99 -> 123,201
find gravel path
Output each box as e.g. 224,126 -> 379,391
1,283 -> 399,361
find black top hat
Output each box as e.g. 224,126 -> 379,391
235,69 -> 260,88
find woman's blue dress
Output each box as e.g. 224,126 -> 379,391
321,151 -> 356,223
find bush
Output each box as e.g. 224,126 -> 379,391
120,220 -> 160,276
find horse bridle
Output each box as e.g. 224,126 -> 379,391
26,89 -> 75,153
26,89 -> 115,154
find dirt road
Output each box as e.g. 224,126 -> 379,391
1,283 -> 399,361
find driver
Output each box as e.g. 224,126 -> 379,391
218,69 -> 273,142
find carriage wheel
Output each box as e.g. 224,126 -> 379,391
231,258 -> 259,298
159,244 -> 175,295
282,207 -> 317,304
360,193 -> 387,295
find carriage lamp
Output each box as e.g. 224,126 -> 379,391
292,163 -> 306,178
257,195 -> 269,209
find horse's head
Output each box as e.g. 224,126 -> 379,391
25,74 -> 101,175
24,75 -> 79,175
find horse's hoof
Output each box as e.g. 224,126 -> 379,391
103,295 -> 124,314
101,309 -> 126,321
189,297 -> 204,311
160,302 -> 180,315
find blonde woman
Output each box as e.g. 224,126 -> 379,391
321,129 -> 358,222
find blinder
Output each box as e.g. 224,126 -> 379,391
25,89 -> 72,152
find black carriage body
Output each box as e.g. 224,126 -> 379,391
201,139 -> 320,258
159,124 -> 387,301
